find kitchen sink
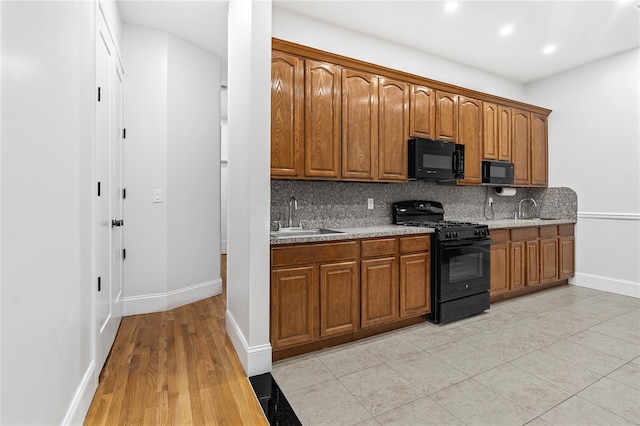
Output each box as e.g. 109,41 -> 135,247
527,217 -> 557,221
270,228 -> 344,238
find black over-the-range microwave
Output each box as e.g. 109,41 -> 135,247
408,138 -> 464,183
482,160 -> 515,186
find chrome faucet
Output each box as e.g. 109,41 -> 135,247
517,198 -> 538,219
287,196 -> 298,228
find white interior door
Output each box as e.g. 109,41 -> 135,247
95,12 -> 123,372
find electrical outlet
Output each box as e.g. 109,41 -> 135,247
367,198 -> 374,209
488,197 -> 493,206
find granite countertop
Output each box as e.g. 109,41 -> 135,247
270,225 -> 433,245
471,217 -> 576,229
269,218 -> 576,245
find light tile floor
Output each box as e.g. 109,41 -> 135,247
272,285 -> 640,426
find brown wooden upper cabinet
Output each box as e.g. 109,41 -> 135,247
270,41 -> 550,187
483,102 -> 512,161
341,71 -> 410,182
270,53 -> 341,179
409,85 -> 436,139
305,59 -> 342,179
271,51 -> 304,177
512,108 -> 548,187
342,69 -> 378,180
530,113 -> 548,187
378,78 -> 409,181
457,96 -> 483,185
512,108 -> 531,186
435,90 -> 458,142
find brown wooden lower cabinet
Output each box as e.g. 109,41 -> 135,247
361,257 -> 399,327
271,265 -> 317,349
490,224 -> 575,301
399,252 -> 431,317
319,261 -> 359,338
559,224 -> 576,279
271,234 -> 430,358
489,229 -> 510,296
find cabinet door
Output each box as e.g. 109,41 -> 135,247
399,253 -> 430,317
490,242 -> 510,296
510,241 -> 526,290
305,60 -> 341,178
458,96 -> 483,184
559,236 -> 575,279
483,102 -> 498,160
526,239 -> 540,286
498,106 -> 512,161
271,266 -> 317,349
486,104 -> 512,162
435,90 -> 458,142
530,113 -> 548,187
271,51 -> 304,177
378,77 -> 409,181
409,85 -> 436,139
342,69 -> 378,180
512,108 -> 530,186
319,261 -> 359,338
540,238 -> 559,284
361,257 -> 398,327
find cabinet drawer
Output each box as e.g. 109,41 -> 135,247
361,238 -> 398,258
510,227 -> 538,241
399,235 -> 430,254
558,224 -> 574,237
272,241 -> 358,267
539,225 -> 558,238
489,229 -> 510,243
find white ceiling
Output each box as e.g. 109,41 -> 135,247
118,0 -> 640,84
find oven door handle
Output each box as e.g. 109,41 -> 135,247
440,238 -> 492,248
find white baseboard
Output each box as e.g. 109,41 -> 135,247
221,239 -> 227,254
123,279 -> 223,316
226,310 -> 272,377
574,273 -> 640,298
63,361 -> 97,425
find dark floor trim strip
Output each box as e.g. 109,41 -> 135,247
249,372 -> 302,426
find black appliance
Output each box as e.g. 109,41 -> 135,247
408,138 -> 464,183
393,200 -> 491,324
482,160 -> 514,186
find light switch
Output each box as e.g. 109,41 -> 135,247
153,189 -> 163,203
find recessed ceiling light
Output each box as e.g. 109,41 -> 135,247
543,45 -> 556,54
500,25 -> 514,36
445,2 -> 459,13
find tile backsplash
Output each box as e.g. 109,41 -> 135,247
271,180 -> 577,229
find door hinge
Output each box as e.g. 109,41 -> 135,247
123,128 -> 126,139
123,248 -> 126,260
122,188 -> 127,199
98,87 -> 101,102
97,182 -> 101,196
98,276 -> 101,291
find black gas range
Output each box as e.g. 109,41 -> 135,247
393,200 -> 491,324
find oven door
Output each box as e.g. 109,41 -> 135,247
437,238 -> 491,302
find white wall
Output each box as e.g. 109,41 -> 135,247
0,1 -> 95,423
122,25 -> 169,304
226,0 -> 273,376
526,48 -> 640,297
272,7 -> 526,102
166,34 -> 221,298
122,23 -> 222,315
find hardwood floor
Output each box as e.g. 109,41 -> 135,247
84,255 -> 268,425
